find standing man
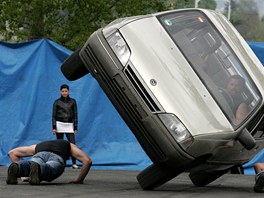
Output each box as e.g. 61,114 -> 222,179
52,84 -> 79,169
6,139 -> 92,185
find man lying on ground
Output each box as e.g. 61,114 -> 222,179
6,139 -> 92,185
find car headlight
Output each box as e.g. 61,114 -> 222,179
107,31 -> 130,66
158,114 -> 191,143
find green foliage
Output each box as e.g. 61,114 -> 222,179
0,0 -> 168,49
198,0 -> 216,10
1,0 -> 264,49
228,0 -> 264,42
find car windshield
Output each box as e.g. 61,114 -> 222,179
158,10 -> 261,127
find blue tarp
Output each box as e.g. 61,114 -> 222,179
242,41 -> 264,175
1,39 -> 264,173
0,39 -> 151,170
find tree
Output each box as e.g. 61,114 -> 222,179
0,0 -> 53,41
228,0 -> 264,41
198,0 -> 216,10
0,0 -> 168,50
5,0 -> 263,48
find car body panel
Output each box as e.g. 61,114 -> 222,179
117,16 -> 233,136
62,8 -> 264,187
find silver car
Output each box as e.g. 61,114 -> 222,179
61,8 -> 264,189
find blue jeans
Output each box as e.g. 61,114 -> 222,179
17,151 -> 65,182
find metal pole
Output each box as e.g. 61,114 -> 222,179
227,0 -> 231,20
195,0 -> 200,8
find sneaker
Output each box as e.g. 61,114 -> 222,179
29,162 -> 40,185
6,163 -> 19,185
254,172 -> 264,193
72,164 -> 78,169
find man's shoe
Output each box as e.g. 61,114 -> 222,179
6,163 -> 19,185
254,172 -> 264,193
72,164 -> 78,169
29,162 -> 40,185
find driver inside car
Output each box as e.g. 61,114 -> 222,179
225,74 -> 248,125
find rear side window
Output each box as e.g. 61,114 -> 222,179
158,10 -> 260,127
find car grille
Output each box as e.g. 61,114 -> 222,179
82,45 -> 167,163
124,65 -> 161,113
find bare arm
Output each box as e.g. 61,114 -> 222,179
235,102 -> 248,124
254,163 -> 264,174
8,145 -> 36,162
70,143 -> 92,184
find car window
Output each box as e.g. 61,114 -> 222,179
158,10 -> 261,127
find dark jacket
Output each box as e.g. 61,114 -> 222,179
52,96 -> 78,130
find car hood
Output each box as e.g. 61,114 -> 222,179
118,17 -> 234,136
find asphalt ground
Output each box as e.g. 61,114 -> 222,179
0,166 -> 263,198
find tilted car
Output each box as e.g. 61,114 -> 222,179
61,8 -> 264,189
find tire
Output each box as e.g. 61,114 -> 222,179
61,47 -> 89,81
137,163 -> 183,190
189,169 -> 228,187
